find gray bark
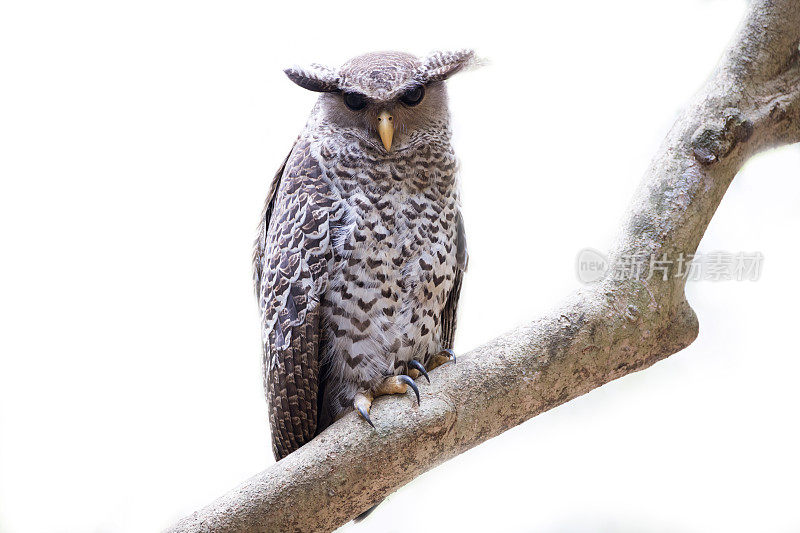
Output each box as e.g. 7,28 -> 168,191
168,1 -> 800,531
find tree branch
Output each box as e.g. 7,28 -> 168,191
169,1 -> 800,531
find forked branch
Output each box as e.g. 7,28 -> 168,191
169,1 -> 800,531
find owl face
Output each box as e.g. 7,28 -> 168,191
285,50 -> 476,153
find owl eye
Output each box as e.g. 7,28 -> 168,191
400,85 -> 425,106
343,92 -> 368,111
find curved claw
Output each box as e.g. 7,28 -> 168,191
408,360 -> 430,383
356,403 -> 375,428
398,374 -> 420,405
354,393 -> 375,428
443,348 -> 456,364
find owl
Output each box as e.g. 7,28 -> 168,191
253,50 -> 474,461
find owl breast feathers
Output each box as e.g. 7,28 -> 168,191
253,50 -> 474,460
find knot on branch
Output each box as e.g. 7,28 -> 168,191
691,108 -> 753,165
625,305 -> 640,323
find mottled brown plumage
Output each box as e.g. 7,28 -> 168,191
254,50 -> 475,460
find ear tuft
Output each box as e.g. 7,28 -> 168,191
421,49 -> 483,83
284,64 -> 340,92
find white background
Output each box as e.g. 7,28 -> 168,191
2,1 -> 799,531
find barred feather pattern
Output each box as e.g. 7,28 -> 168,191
255,139 -> 342,459
313,122 -> 466,427
255,51 -> 469,460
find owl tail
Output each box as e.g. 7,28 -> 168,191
353,502 -> 382,523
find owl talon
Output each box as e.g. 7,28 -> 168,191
357,405 -> 375,428
426,349 -> 457,372
354,392 -> 375,428
397,374 -> 420,405
354,373 -> 421,428
408,360 -> 430,383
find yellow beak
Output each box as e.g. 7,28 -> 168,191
377,111 -> 394,151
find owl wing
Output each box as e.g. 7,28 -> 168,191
440,211 -> 468,350
254,139 -> 334,460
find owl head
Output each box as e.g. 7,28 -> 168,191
284,50 -> 477,153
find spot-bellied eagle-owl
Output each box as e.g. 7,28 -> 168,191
253,50 -> 474,460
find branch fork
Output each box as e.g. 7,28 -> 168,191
169,2 -> 800,530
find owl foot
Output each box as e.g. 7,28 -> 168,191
354,375 -> 420,428
426,348 -> 457,372
407,350 -> 457,381
407,360 -> 430,383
